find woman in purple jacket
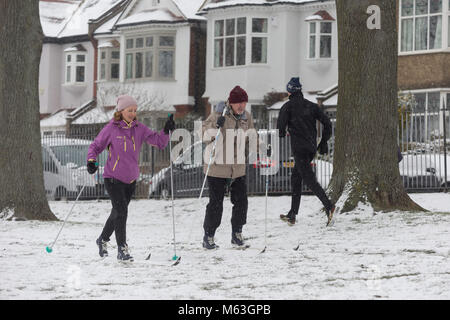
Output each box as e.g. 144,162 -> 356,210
87,95 -> 175,262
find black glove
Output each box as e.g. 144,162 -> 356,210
279,130 -> 286,138
163,114 -> 175,134
216,116 -> 225,128
87,161 -> 98,175
267,144 -> 272,157
318,140 -> 329,155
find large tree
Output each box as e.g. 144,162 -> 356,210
329,0 -> 424,212
0,0 -> 57,220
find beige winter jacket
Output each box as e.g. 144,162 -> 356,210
202,102 -> 257,179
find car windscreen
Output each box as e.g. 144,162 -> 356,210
50,145 -> 91,168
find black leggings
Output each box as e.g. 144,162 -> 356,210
289,153 -> 332,216
100,178 -> 136,247
203,176 -> 248,236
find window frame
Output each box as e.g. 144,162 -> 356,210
98,47 -> 120,82
213,17 -> 248,68
65,52 -> 86,84
399,0 -> 449,54
250,17 -> 268,65
124,33 -> 176,81
307,20 -> 333,60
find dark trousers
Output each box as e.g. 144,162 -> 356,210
100,178 -> 136,247
289,152 -> 332,216
203,176 -> 248,236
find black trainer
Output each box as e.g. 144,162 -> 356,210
231,231 -> 246,247
202,235 -> 219,250
117,244 -> 134,262
96,237 -> 108,257
280,214 -> 296,226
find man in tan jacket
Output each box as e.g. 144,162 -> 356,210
201,86 -> 256,250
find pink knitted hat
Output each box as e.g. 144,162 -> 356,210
116,95 -> 138,112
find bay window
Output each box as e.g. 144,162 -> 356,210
125,34 -> 175,80
65,52 -> 86,84
308,21 -> 332,59
99,48 -> 120,81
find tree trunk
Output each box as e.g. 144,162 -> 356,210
0,0 -> 57,221
329,0 -> 424,213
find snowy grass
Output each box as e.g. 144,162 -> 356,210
1,193 -> 449,299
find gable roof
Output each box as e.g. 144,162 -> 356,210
39,0 -> 81,38
172,0 -> 206,20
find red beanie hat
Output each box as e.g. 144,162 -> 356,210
228,86 -> 248,104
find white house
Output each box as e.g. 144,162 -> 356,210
199,0 -> 338,125
39,0 -> 207,135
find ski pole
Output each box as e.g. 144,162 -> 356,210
199,104 -> 229,199
260,144 -> 272,254
168,114 -> 180,264
46,173 -> 96,253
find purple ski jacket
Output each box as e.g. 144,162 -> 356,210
87,119 -> 169,184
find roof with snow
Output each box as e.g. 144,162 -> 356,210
116,8 -> 185,27
201,0 -> 322,12
39,0 -> 124,38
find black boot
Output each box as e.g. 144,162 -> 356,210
202,234 -> 219,250
117,244 -> 134,262
280,213 -> 296,226
231,226 -> 247,248
96,237 -> 108,257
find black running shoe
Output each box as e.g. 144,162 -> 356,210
117,244 -> 134,262
280,214 -> 296,226
96,237 -> 108,257
202,235 -> 219,250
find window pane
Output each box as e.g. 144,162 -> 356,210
101,51 -> 106,60
401,19 -> 414,51
309,35 -> 316,58
225,38 -> 235,66
145,51 -> 153,77
320,22 -> 332,34
135,52 -> 143,78
66,66 -> 71,82
160,36 -> 174,46
320,35 -> 332,58
402,0 -> 414,16
415,0 -> 428,15
215,20 -> 224,37
415,17 -> 428,50
430,0 -> 442,13
67,55 -> 71,62
126,53 -> 133,79
76,66 -> 84,82
76,55 -> 85,62
237,18 -> 246,34
146,36 -> 153,47
414,93 -> 426,112
226,19 -> 235,36
310,22 -> 316,34
111,64 -> 119,79
136,38 -> 144,48
126,39 -> 134,49
236,36 -> 246,65
159,51 -> 174,78
100,64 -> 105,79
428,92 -> 440,112
111,51 -> 120,60
429,15 -> 442,49
214,39 -> 223,67
252,18 -> 268,33
251,37 -> 267,63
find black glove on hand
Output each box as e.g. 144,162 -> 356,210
267,144 -> 272,157
318,141 -> 329,155
87,161 -> 98,175
216,116 -> 226,128
164,114 -> 175,134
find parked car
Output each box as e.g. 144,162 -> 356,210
41,137 -> 107,200
399,154 -> 444,190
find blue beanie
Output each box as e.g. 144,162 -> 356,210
286,77 -> 302,93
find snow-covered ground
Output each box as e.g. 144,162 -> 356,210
1,193 -> 449,300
